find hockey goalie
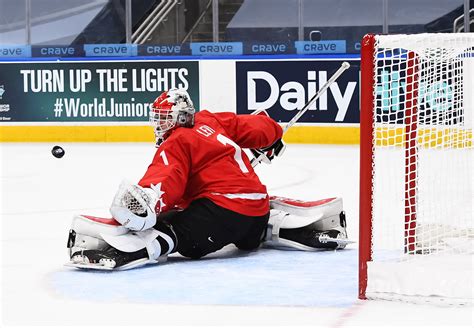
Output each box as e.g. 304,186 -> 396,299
66,89 -> 352,270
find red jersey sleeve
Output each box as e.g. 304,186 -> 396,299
211,111 -> 283,149
138,139 -> 190,213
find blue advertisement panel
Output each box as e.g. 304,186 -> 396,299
32,45 -> 85,58
138,44 -> 192,56
191,42 -> 243,56
1,42 -> 351,58
83,44 -> 138,57
243,42 -> 295,55
295,41 -> 347,54
235,60 -> 360,124
0,45 -> 31,57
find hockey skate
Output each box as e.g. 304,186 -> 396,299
68,246 -> 152,271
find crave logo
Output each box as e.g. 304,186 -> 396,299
236,60 -> 360,123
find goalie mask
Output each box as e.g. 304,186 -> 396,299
150,88 -> 195,146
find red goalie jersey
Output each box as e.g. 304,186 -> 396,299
138,110 -> 283,217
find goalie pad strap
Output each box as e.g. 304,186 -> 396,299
269,210 -> 320,243
156,230 -> 176,254
268,210 -> 321,246
100,229 -> 176,261
270,210 -> 286,243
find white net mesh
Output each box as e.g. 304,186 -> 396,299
367,33 -> 474,305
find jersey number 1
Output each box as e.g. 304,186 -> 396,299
216,134 -> 249,173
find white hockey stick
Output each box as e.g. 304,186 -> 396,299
251,61 -> 351,167
282,61 -> 350,133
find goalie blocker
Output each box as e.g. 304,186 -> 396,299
66,196 -> 351,270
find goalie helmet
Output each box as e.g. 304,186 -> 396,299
150,88 -> 195,145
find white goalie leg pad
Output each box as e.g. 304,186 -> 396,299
67,215 -> 129,257
270,196 -> 345,233
101,228 -> 175,264
264,196 -> 349,250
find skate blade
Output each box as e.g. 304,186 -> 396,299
110,255 -> 168,270
64,261 -> 114,271
65,257 -> 164,271
65,254 -> 116,270
318,235 -> 356,245
335,239 -> 356,249
317,235 -> 356,250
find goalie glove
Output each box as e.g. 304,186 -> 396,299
251,139 -> 286,166
109,180 -> 161,231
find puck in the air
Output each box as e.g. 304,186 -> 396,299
51,145 -> 65,158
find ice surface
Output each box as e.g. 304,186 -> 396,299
1,143 -> 472,326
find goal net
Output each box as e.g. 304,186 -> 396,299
359,33 -> 473,305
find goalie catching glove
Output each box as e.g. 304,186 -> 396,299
109,180 -> 162,231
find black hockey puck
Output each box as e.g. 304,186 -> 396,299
51,145 -> 65,158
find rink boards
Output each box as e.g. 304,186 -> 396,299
0,55 -> 359,144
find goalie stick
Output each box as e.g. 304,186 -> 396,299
251,61 -> 351,167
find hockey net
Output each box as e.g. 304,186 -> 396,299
359,33 -> 473,305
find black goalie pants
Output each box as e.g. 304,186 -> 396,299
161,198 -> 269,259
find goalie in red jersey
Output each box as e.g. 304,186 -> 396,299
67,89 -> 351,270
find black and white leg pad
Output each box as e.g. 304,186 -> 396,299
263,197 -> 354,251
66,215 -> 176,270
66,215 -> 129,257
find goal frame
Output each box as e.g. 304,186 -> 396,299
359,33 -> 420,300
359,33 -> 375,300
359,32 -> 473,304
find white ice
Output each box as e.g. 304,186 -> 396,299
1,143 -> 472,327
